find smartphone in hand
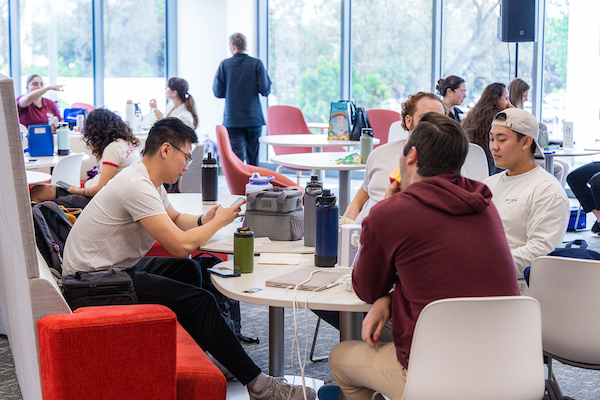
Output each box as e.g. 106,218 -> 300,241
230,197 -> 245,208
56,180 -> 72,189
207,266 -> 241,278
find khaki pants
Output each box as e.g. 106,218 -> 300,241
329,341 -> 407,400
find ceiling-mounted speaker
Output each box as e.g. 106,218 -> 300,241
498,0 -> 536,42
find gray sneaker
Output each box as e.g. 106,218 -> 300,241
248,376 -> 316,400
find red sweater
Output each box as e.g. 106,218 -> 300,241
352,174 -> 518,369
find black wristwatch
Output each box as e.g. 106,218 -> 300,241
197,214 -> 204,226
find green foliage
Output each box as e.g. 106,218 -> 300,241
544,1 -> 569,94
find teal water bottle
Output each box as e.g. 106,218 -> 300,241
234,227 -> 254,273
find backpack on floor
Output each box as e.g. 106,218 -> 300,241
31,201 -> 74,278
193,251 -> 258,344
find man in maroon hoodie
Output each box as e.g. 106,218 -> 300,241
328,112 -> 519,400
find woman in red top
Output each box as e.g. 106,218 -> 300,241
16,74 -> 63,128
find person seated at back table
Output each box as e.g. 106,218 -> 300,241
324,113 -> 519,400
566,162 -> 600,234
344,92 -> 445,223
62,117 -> 315,400
30,108 -> 141,209
484,108 -> 569,294
16,74 -> 63,129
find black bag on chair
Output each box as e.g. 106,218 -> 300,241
349,107 -> 371,141
62,269 -> 137,310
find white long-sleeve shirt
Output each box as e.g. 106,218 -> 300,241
484,166 -> 569,293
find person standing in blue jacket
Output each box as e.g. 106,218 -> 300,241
213,33 -> 271,166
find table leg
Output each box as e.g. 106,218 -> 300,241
311,147 -> 324,182
545,156 -> 554,174
338,170 -> 351,215
269,306 -> 285,377
339,311 -> 363,341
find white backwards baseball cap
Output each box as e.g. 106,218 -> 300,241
491,108 -> 544,158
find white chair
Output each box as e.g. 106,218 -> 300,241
529,256 -> 600,399
178,143 -> 204,193
402,296 -> 545,400
461,143 -> 490,182
387,120 -> 407,143
50,153 -> 85,188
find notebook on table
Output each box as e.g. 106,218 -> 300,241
265,269 -> 344,291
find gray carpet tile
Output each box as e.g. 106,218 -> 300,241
0,335 -> 23,399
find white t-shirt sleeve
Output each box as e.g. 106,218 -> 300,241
124,180 -> 169,222
100,141 -> 127,168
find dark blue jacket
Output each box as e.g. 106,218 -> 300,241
213,53 -> 271,128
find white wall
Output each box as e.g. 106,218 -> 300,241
178,0 -> 258,144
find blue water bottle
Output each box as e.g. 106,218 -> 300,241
315,189 -> 338,267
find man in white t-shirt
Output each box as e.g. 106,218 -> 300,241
344,92 -> 445,223
63,118 -> 315,400
484,108 -> 569,293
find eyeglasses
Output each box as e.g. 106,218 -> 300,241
168,142 -> 193,167
454,89 -> 467,95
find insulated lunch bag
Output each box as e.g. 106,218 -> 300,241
244,187 -> 304,241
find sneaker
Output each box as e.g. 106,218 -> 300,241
317,381 -> 340,400
248,376 -> 316,400
592,221 -> 600,234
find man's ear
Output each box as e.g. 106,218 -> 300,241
405,115 -> 413,132
159,142 -> 170,160
406,146 -> 418,166
521,135 -> 534,151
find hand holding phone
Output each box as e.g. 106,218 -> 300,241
230,197 -> 246,208
56,180 -> 72,189
207,266 -> 241,278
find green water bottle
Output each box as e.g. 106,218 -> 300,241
234,227 -> 254,273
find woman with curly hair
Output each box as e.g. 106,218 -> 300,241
30,108 -> 141,208
461,83 -> 513,175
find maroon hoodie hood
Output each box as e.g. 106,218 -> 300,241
401,173 -> 492,216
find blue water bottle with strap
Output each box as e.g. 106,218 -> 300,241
315,189 -> 338,267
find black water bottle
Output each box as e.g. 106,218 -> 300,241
315,189 -> 338,267
202,152 -> 218,205
304,176 -> 323,247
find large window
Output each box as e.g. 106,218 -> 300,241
441,0 -> 533,108
104,0 -> 166,118
268,0 -> 341,124
0,0 -> 7,76
352,0 -> 432,112
20,0 -> 93,111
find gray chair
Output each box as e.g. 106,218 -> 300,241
529,256 -> 600,400
177,143 -> 204,193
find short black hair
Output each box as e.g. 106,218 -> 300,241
403,112 -> 468,177
143,117 -> 198,157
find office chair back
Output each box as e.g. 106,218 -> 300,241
402,296 -> 545,400
266,105 -> 313,156
216,125 -> 302,195
366,109 -> 401,148
71,102 -> 95,112
387,120 -> 407,143
178,144 -> 204,193
461,143 -> 490,182
50,153 -> 85,188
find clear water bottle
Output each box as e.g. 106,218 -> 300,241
202,152 -> 218,204
315,189 -> 338,267
360,128 -> 374,164
304,175 -> 323,247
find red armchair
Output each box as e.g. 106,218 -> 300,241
216,125 -> 302,195
365,109 -> 401,148
38,304 -> 227,400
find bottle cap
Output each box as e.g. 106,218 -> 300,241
361,128 -> 373,137
203,152 -> 216,164
235,227 -> 254,237
249,172 -> 274,184
317,189 -> 337,205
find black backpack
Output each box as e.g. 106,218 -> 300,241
193,251 -> 258,344
349,107 -> 371,141
31,201 -> 73,277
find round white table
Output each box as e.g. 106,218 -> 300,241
26,171 -> 52,185
270,152 -> 367,214
543,148 -> 600,173
24,152 -> 90,170
167,193 -> 315,254
212,257 -> 370,376
259,134 -> 379,181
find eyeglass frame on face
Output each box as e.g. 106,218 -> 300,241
453,88 -> 467,96
167,142 -> 193,167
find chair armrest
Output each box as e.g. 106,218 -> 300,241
38,304 -> 177,400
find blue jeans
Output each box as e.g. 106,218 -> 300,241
566,162 -> 600,213
227,126 -> 262,166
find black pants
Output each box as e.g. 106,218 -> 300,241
126,257 -> 261,385
228,126 -> 262,166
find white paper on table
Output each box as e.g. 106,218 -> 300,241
563,121 -> 574,150
257,253 -> 304,265
223,236 -> 271,247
